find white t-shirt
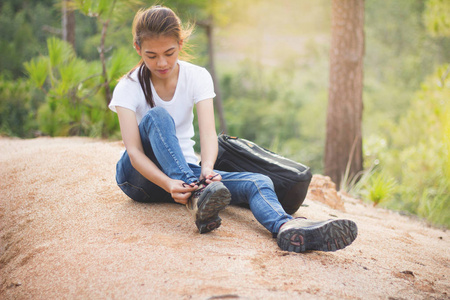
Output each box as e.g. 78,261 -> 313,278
109,60 -> 216,164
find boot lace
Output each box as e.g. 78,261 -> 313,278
183,174 -> 220,197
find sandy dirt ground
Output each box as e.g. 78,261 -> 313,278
0,137 -> 449,300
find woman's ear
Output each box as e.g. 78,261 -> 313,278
178,39 -> 184,50
134,42 -> 141,56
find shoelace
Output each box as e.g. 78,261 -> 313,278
183,174 -> 220,192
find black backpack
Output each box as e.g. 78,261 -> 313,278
213,134 -> 312,214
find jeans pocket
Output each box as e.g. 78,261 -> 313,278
118,181 -> 151,202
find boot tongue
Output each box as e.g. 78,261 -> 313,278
192,180 -> 208,197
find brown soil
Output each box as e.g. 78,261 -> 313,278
1,137 -> 449,299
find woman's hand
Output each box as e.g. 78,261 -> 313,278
200,168 -> 222,184
167,179 -> 197,205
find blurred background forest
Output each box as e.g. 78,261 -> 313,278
0,0 -> 448,228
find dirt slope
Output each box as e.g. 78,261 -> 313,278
0,137 -> 448,299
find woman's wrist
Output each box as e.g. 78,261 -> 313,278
201,161 -> 215,170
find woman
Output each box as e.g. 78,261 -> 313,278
109,5 -> 357,253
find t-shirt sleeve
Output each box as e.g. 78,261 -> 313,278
108,78 -> 140,113
193,67 -> 216,104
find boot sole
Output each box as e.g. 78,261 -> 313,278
196,182 -> 231,234
277,219 -> 358,252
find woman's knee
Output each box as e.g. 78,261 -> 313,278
141,106 -> 174,129
250,173 -> 275,190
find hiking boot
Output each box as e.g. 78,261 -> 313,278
186,179 -> 231,234
277,218 -> 358,253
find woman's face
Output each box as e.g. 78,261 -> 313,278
135,35 -> 182,81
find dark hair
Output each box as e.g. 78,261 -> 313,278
128,5 -> 193,107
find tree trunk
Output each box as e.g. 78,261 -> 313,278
204,19 -> 228,134
324,0 -> 365,189
62,0 -> 76,49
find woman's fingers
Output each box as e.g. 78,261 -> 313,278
203,173 -> 221,184
173,192 -> 190,204
171,180 -> 198,204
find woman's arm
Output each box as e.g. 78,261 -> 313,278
196,99 -> 221,182
116,106 -> 196,204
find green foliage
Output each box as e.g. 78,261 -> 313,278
24,36 -> 137,137
24,56 -> 49,89
424,0 -> 450,37
78,0 -> 111,17
365,65 -> 450,227
339,156 -> 396,207
0,1 -> 59,79
364,0 -> 450,136
107,47 -> 137,84
16,0 -> 141,138
367,172 -> 397,206
48,37 -> 76,69
0,76 -> 42,137
26,38 -> 100,136
340,163 -> 374,198
217,52 -> 329,172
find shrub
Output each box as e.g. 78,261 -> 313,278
0,76 -> 42,137
365,64 -> 450,228
24,38 -> 133,137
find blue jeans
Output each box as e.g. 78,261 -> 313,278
115,107 -> 293,234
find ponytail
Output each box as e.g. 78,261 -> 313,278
138,63 -> 155,108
